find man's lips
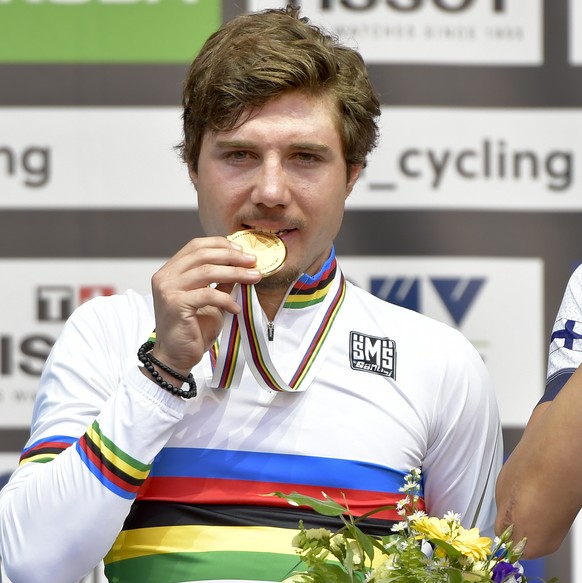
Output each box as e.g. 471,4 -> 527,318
242,225 -> 294,237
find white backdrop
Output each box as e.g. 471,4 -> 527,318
0,0 -> 577,580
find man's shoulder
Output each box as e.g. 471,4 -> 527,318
346,281 -> 452,328
76,288 -> 153,316
66,288 -> 155,339
343,281 -> 472,355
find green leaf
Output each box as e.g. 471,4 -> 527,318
343,539 -> 355,573
431,538 -> 463,558
311,562 -> 355,583
446,568 -> 464,583
267,491 -> 348,516
350,525 -> 376,562
352,504 -> 399,522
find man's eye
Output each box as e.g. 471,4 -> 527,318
224,150 -> 249,162
226,151 -> 249,160
296,152 -> 317,162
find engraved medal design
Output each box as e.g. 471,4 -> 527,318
227,229 -> 287,277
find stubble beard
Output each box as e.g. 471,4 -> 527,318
255,264 -> 302,291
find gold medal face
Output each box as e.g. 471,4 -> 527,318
227,229 -> 287,277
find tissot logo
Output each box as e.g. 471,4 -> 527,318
250,0 -> 542,65
371,277 -> 486,326
320,0 -> 506,13
350,332 -> 396,379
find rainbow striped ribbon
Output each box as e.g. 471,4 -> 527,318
209,308 -> 244,389
210,271 -> 346,392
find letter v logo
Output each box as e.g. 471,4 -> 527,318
370,277 -> 420,312
430,278 -> 486,326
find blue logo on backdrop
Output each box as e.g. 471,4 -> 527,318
431,278 -> 485,326
370,278 -> 420,312
0,472 -> 10,490
370,276 -> 486,327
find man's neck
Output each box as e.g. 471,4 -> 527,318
254,247 -> 337,321
256,287 -> 287,321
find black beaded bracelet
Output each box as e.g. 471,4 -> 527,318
145,350 -> 192,384
137,340 -> 197,399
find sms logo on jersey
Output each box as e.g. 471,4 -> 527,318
350,332 -> 396,379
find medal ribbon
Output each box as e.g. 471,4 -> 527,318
209,312 -> 244,389
210,268 -> 346,392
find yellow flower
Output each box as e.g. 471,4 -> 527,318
411,516 -> 492,562
451,527 -> 492,562
412,516 -> 450,540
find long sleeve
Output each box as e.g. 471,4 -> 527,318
0,292 -> 191,583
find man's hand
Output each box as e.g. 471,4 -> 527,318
149,236 -> 261,376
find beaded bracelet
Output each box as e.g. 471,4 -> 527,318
145,350 -> 192,384
137,340 -> 197,399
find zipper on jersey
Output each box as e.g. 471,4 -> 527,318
267,321 -> 275,341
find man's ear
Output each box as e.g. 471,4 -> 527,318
345,164 -> 363,198
188,165 -> 198,188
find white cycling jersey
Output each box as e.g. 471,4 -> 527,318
0,253 -> 502,583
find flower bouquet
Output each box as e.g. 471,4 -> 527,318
270,468 -> 557,583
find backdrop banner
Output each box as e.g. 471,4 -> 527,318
0,0 -> 577,581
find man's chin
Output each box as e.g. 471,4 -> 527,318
256,266 -> 301,290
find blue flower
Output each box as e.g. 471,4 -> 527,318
492,561 -> 521,582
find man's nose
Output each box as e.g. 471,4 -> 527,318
250,157 -> 291,207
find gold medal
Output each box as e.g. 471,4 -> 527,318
227,229 -> 287,277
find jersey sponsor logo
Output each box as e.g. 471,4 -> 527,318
350,332 -> 396,379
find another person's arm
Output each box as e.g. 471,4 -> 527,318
495,364 -> 582,558
496,265 -> 582,558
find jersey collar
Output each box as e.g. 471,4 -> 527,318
284,247 -> 337,310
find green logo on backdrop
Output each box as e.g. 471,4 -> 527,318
0,0 -> 221,63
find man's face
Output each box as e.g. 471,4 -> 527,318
191,91 -> 362,287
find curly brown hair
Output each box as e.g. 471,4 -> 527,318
178,6 -> 380,173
